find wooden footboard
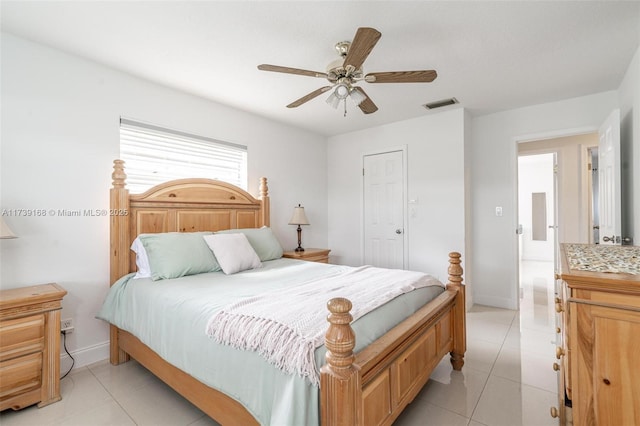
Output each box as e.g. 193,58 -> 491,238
321,252 -> 465,426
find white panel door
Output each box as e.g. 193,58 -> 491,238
598,109 -> 621,245
363,150 -> 405,269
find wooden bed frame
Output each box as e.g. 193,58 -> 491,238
108,159 -> 466,426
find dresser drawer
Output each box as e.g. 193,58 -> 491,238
0,352 -> 43,400
0,315 -> 45,362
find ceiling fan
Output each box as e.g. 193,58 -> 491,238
257,27 -> 437,116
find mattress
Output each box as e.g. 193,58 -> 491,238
97,258 -> 445,425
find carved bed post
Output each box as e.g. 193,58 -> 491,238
320,298 -> 362,426
259,177 -> 270,227
110,159 -> 130,364
447,252 -> 466,370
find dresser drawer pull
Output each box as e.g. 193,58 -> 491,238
550,407 -> 559,418
556,347 -> 565,359
552,362 -> 560,371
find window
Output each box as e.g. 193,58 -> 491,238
119,118 -> 247,194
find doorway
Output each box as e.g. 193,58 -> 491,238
517,152 -> 557,327
516,131 -> 598,313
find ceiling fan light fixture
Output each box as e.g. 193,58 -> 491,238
349,87 -> 366,106
326,91 -> 340,109
334,83 -> 349,100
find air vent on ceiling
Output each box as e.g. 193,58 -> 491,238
423,97 -> 458,110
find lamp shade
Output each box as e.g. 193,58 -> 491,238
288,204 -> 310,225
0,218 -> 17,239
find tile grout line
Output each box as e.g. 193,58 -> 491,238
85,363 -> 140,426
466,311 -> 517,423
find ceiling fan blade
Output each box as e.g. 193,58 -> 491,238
258,64 -> 328,79
353,87 -> 378,114
343,27 -> 381,71
286,86 -> 332,108
365,70 -> 437,83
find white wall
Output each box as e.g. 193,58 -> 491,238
327,108 -> 466,289
470,92 -> 619,309
0,33 -> 328,367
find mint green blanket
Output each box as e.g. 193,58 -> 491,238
97,258 -> 444,425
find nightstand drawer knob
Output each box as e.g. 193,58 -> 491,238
553,362 -> 560,371
556,346 -> 565,359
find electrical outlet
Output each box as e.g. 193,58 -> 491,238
61,318 -> 74,334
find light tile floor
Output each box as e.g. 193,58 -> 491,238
1,261 -> 559,426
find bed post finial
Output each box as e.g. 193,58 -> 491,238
448,252 -> 463,286
324,298 -> 355,370
447,252 -> 466,371
320,297 -> 362,426
112,159 -> 127,188
259,177 -> 268,198
259,177 -> 270,227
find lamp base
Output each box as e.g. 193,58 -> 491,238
295,225 -> 305,253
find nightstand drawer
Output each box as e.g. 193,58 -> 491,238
0,352 -> 42,400
0,315 -> 45,362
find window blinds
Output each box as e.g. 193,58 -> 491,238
119,118 -> 247,194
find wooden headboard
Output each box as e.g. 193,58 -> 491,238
109,159 -> 270,285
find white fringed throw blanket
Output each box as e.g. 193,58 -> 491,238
205,265 -> 442,385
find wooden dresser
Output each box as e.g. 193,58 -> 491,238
282,248 -> 331,263
0,283 -> 67,411
554,244 -> 640,425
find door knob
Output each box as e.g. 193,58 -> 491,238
602,235 -> 614,242
395,229 -> 402,234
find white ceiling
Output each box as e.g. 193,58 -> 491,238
2,1 -> 639,137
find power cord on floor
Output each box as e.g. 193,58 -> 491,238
60,330 -> 75,380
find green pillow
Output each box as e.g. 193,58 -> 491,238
138,232 -> 220,281
217,227 -> 284,261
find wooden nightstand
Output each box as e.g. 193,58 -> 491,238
282,248 -> 331,263
0,283 -> 67,411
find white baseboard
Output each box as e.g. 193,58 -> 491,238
60,340 -> 110,371
473,294 -> 518,310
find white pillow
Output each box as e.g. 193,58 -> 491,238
130,237 -> 151,279
203,233 -> 262,275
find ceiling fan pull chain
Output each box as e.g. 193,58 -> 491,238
344,99 -> 347,117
